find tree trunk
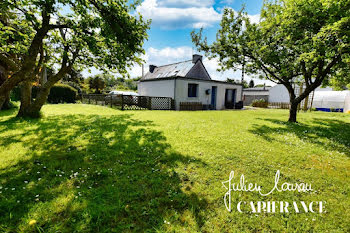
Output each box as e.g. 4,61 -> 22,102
17,85 -> 51,118
0,94 -> 6,110
1,92 -> 11,110
17,81 -> 33,117
289,101 -> 298,123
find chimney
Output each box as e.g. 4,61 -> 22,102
149,65 -> 157,73
192,54 -> 202,63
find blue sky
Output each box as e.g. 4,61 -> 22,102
88,0 -> 274,85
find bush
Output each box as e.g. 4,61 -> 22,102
10,86 -> 21,101
11,84 -> 77,104
48,84 -> 77,104
251,99 -> 268,108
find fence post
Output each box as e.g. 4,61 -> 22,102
147,97 -> 152,110
88,95 -> 91,104
110,95 -> 112,108
121,95 -> 124,110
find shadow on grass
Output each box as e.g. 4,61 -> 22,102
249,118 -> 350,157
0,111 -> 207,232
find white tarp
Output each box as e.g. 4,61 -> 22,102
313,91 -> 350,112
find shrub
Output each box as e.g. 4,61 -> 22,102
251,99 -> 268,108
10,86 -> 21,101
11,84 -> 77,104
48,84 -> 77,104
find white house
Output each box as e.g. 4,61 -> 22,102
138,55 -> 243,110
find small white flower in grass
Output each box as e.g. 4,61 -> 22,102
35,194 -> 39,197
76,186 -> 80,189
37,171 -> 40,174
0,186 -> 2,189
38,178 -> 41,181
17,200 -> 20,203
24,181 -> 28,184
12,188 -> 15,191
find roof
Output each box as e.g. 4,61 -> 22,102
141,59 -> 211,81
243,87 -> 271,91
139,76 -> 243,86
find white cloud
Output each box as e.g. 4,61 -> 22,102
136,1 -> 260,30
158,0 -> 214,8
136,0 -> 221,29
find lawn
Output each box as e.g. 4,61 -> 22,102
0,104 -> 349,232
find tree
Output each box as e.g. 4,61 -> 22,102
192,0 -> 350,122
227,78 -> 249,88
0,0 -> 150,117
249,80 -> 255,88
88,75 -> 106,94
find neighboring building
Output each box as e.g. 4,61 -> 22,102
138,55 -> 243,110
313,90 -> 350,112
268,84 -> 333,103
243,86 -> 271,105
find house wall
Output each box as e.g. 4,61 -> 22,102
138,79 -> 175,98
174,79 -> 242,110
138,79 -> 243,110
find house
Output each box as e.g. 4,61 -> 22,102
138,55 -> 243,110
243,86 -> 271,105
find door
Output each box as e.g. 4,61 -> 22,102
211,86 -> 217,110
225,89 -> 236,109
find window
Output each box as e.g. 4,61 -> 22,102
188,83 -> 198,97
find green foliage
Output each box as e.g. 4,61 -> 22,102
47,84 -> 77,104
1,0 -> 150,75
87,76 -> 105,94
0,105 -> 350,231
251,99 -> 268,108
249,79 -> 255,88
226,78 -> 248,88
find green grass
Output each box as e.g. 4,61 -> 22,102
0,104 -> 349,232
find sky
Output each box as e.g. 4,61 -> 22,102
85,0 -> 275,86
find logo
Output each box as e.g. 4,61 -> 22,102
222,170 -> 325,213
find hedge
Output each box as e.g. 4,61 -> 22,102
251,99 -> 268,108
48,84 -> 77,103
10,83 -> 77,104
